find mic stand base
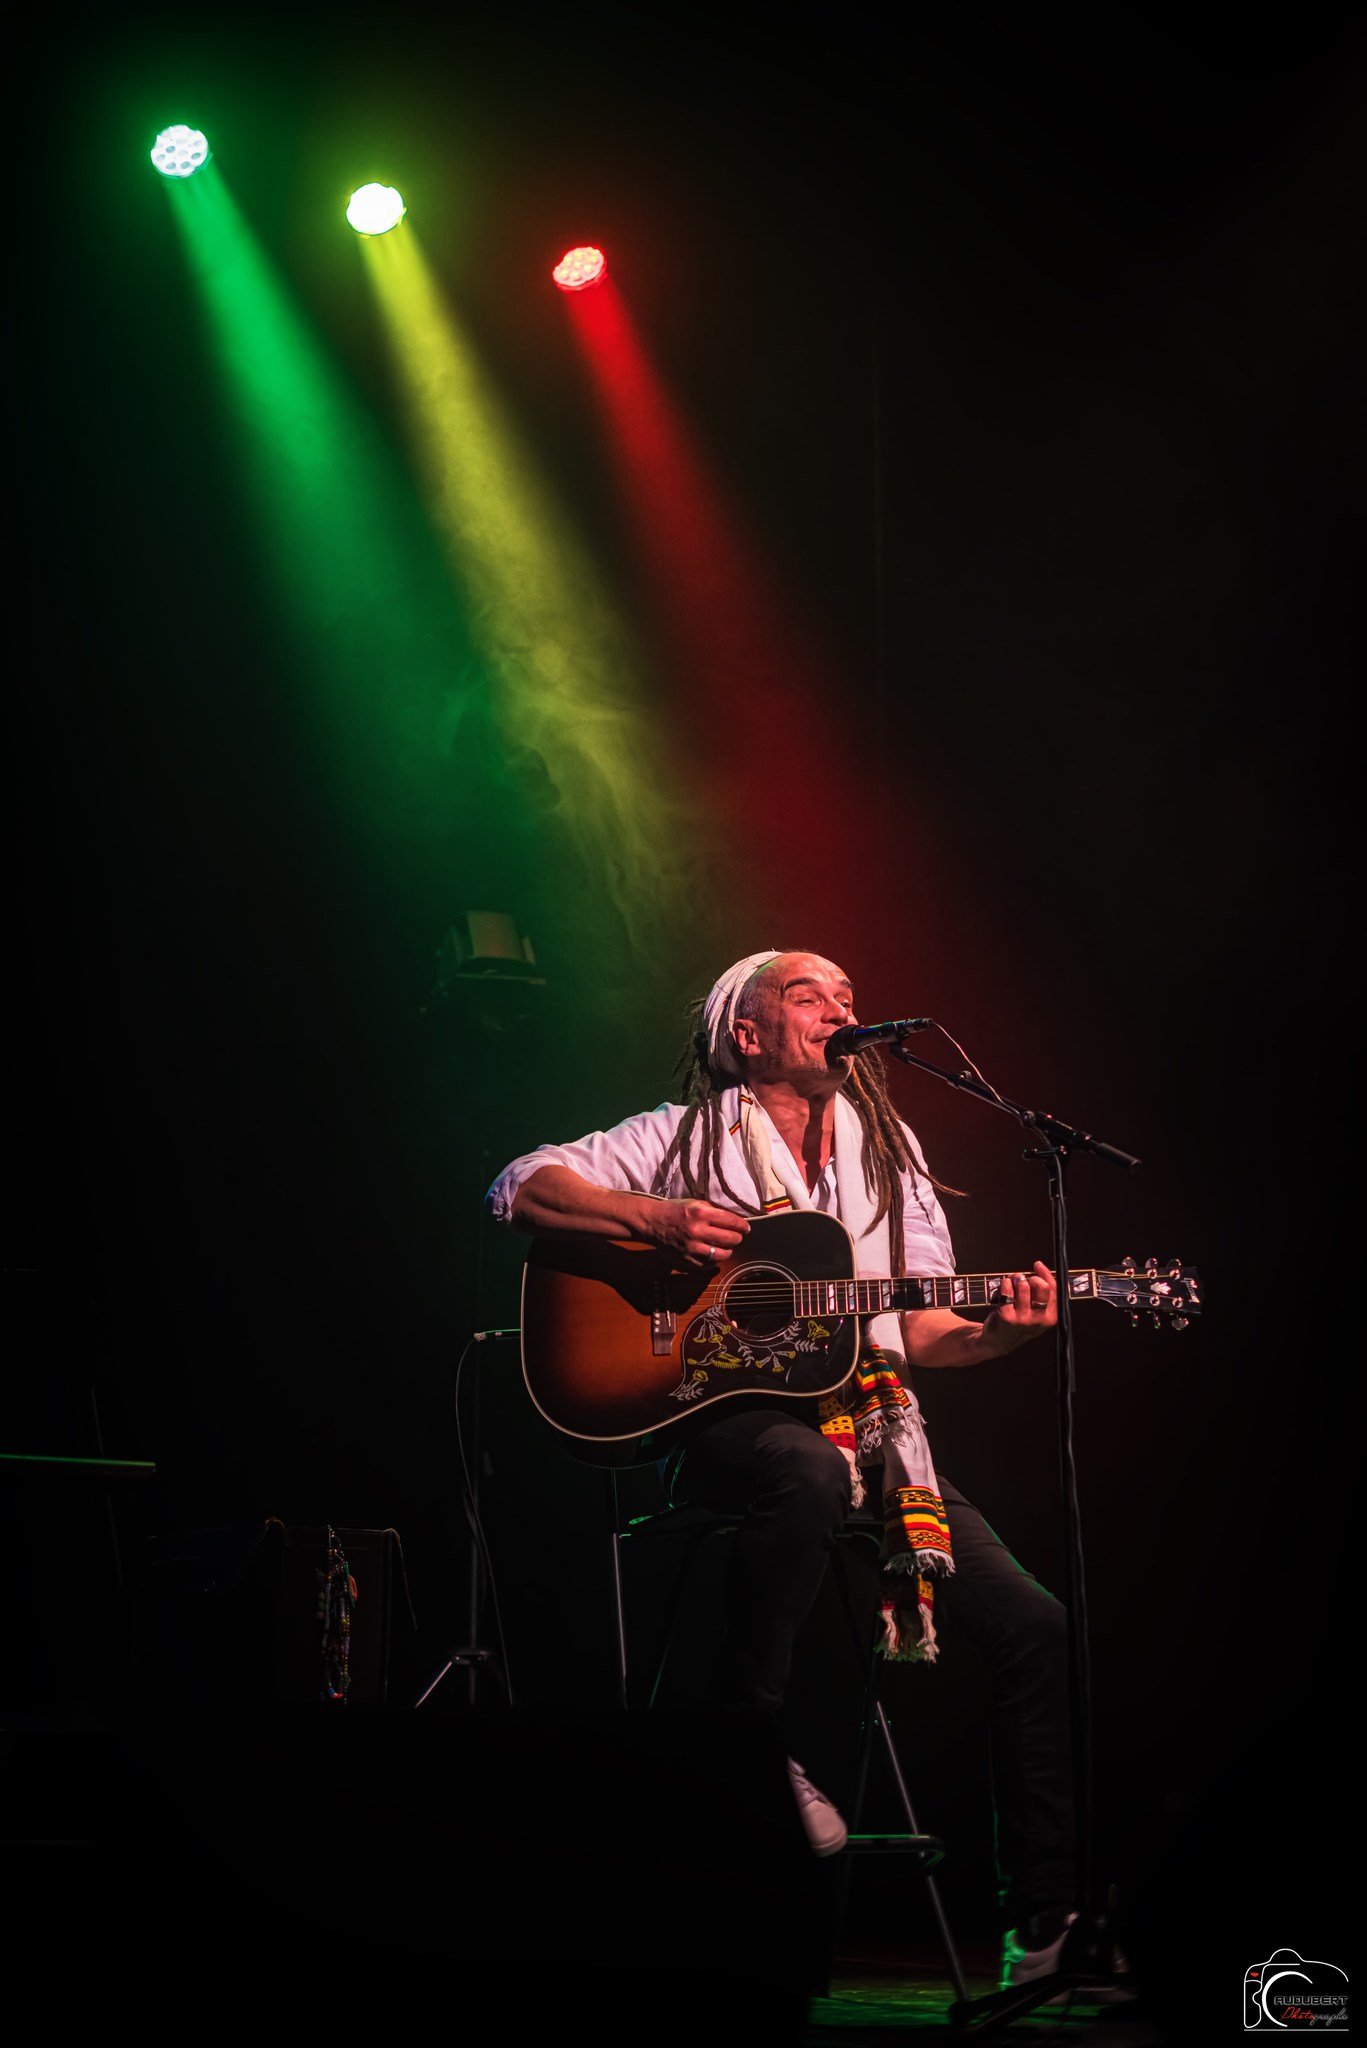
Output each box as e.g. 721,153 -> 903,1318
948,1911 -> 1136,2036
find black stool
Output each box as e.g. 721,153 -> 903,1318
604,1475 -> 968,2002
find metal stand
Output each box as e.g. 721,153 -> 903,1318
412,1324 -> 520,1710
881,1038 -> 1140,2032
411,917 -> 548,1711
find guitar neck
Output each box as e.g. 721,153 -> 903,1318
796,1269 -> 1103,1316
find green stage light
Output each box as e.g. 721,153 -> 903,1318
346,184 -> 406,236
151,125 -> 211,178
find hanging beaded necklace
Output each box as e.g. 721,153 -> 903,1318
318,1525 -> 357,1702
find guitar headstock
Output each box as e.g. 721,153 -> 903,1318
1092,1257 -> 1200,1328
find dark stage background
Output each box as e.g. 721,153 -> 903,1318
8,5 -> 1360,2018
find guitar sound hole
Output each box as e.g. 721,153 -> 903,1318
723,1265 -> 795,1339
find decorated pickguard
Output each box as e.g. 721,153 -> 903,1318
667,1295 -> 834,1407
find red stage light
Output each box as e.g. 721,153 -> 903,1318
552,246 -> 606,292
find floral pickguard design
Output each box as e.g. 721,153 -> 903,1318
668,1300 -> 832,1406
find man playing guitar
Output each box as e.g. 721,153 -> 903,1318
487,947 -> 1120,1999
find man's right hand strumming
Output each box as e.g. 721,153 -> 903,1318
509,1164 -> 750,1267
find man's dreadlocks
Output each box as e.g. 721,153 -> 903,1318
653,982 -> 965,1274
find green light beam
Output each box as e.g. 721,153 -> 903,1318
163,164 -> 478,846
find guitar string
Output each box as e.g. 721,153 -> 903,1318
668,1274 -> 1182,1306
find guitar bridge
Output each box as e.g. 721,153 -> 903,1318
651,1302 -> 677,1357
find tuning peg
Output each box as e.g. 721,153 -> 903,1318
1171,1315 -> 1189,1331
1121,1256 -> 1136,1276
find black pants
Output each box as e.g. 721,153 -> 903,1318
672,1403 -> 1074,1924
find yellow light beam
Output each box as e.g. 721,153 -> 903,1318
359,229 -> 724,989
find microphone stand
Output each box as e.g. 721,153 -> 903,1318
883,1039 -> 1141,2034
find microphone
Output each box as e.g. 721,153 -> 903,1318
826,1017 -> 933,1061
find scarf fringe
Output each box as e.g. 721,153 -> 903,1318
884,1549 -> 954,1577
880,1569 -> 942,1664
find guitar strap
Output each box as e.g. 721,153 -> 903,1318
732,1091 -> 954,1664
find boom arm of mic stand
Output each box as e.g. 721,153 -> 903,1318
886,1044 -> 1142,1172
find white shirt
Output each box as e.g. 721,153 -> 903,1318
486,1097 -> 957,1359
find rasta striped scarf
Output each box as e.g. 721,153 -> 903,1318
817,1344 -> 953,1663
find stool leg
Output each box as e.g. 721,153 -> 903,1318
827,1533 -> 885,1820
820,1609 -> 885,1992
647,1526 -> 729,1708
829,1536 -> 970,2007
875,1699 -> 969,2006
612,1512 -> 734,1712
607,1473 -> 629,1710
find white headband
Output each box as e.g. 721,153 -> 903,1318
701,949 -> 781,1079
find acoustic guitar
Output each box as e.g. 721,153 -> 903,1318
520,1211 -> 1199,1453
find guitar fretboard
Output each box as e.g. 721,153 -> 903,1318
792,1271 -> 1102,1316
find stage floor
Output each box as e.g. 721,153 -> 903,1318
811,1945 -> 1160,2041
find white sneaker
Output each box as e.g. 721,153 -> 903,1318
787,1758 -> 848,1857
1000,1909 -> 1136,2004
